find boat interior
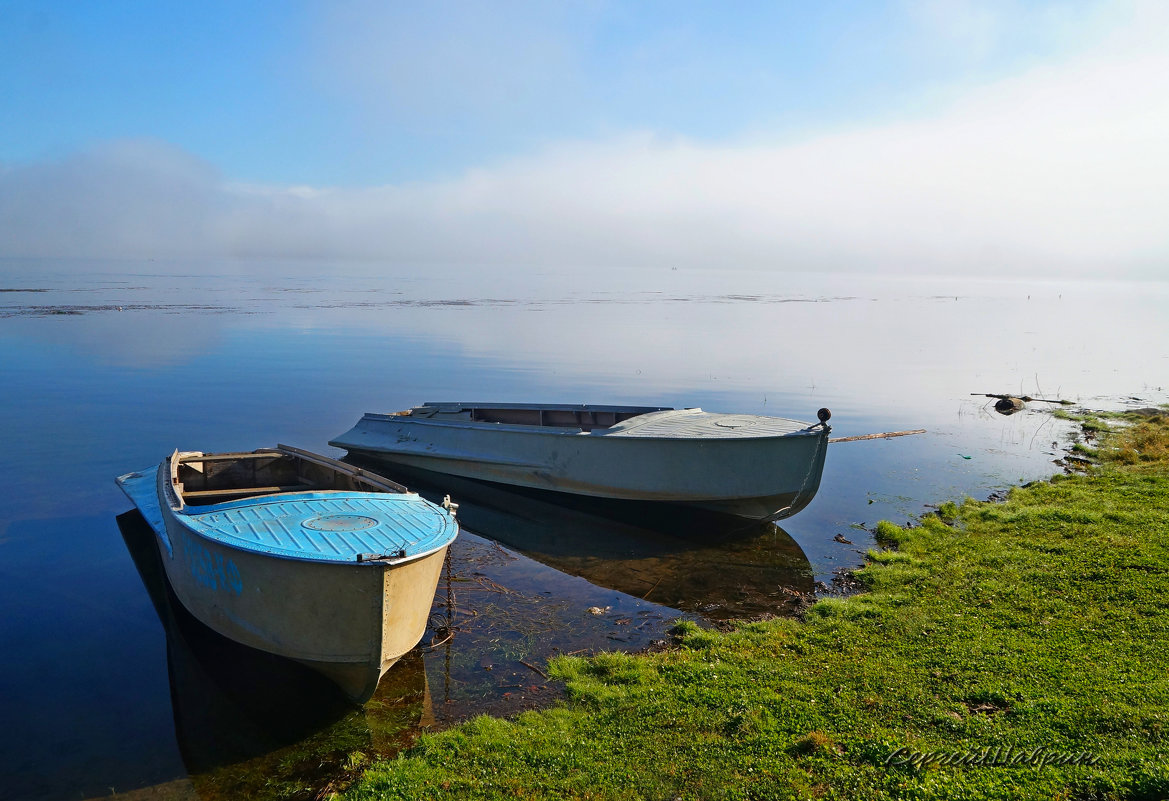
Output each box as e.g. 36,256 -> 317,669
406,404 -> 672,432
174,446 -> 406,507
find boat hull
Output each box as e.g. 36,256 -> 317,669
117,456 -> 454,704
161,512 -> 446,703
332,409 -> 830,522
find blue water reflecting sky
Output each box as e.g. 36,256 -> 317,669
1,260 -> 1166,798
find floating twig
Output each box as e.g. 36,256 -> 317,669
829,429 -> 926,444
418,631 -> 455,652
519,659 -> 549,679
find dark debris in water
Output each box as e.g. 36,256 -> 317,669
296,299 -> 518,310
0,292 -> 868,318
819,567 -> 866,598
0,303 -> 236,317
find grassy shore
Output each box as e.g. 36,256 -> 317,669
343,412 -> 1169,801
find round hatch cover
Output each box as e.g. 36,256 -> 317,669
303,514 -> 379,532
713,416 -> 759,429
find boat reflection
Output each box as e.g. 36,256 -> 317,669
117,511 -> 431,801
345,460 -> 815,622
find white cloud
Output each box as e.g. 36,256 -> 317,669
2,7 -> 1167,279
0,140 -> 224,259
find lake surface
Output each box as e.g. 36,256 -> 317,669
1,258 -> 1166,800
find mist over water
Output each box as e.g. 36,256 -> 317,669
1,258 -> 1165,799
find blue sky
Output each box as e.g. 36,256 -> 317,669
1,0 -> 1110,185
1,1 -> 1166,275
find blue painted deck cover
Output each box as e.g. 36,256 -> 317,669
117,468 -> 457,563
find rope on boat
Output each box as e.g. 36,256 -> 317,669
769,426 -> 831,521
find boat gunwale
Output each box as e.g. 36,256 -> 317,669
147,448 -> 458,567
419,401 -> 675,414
354,411 -> 827,441
170,444 -> 409,508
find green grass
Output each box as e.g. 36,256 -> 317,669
343,415 -> 1169,800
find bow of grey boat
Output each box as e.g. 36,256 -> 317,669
330,403 -> 831,522
116,444 -> 459,704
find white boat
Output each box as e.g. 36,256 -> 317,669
116,444 -> 459,704
331,403 -> 832,522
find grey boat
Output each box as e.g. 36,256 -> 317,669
330,403 -> 831,522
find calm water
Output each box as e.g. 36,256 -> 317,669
1,259 -> 1166,800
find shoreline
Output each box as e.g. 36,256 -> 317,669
340,408 -> 1169,800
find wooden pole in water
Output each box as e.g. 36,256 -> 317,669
828,429 -> 926,444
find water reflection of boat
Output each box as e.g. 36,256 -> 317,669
115,445 -> 458,703
117,511 -> 430,801
346,461 -> 815,622
332,402 -> 832,521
